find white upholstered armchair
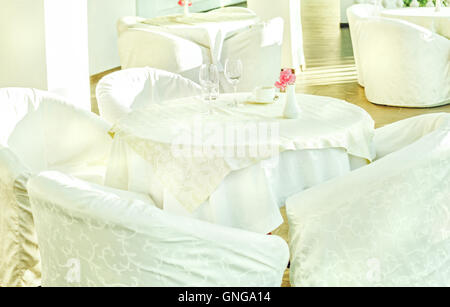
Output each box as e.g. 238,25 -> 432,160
0,88 -> 112,287
28,171 -> 290,287
96,67 -> 202,124
358,17 -> 450,107
347,4 -> 379,87
286,113 -> 450,286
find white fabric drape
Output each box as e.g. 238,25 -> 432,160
287,115 -> 450,287
381,8 -> 450,40
0,88 -> 113,287
28,171 -> 290,287
359,16 -> 450,107
96,67 -> 202,124
0,146 -> 40,287
347,4 -> 378,87
247,0 -> 306,70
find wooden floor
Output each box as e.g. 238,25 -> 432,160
89,1 -> 449,288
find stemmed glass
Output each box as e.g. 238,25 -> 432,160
199,64 -> 220,115
224,59 -> 243,107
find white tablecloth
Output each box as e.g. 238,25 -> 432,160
382,7 -> 450,39
105,93 -> 375,233
141,8 -> 260,70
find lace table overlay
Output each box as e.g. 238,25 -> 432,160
108,94 -> 375,212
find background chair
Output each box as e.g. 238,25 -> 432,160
29,171 -> 290,287
0,88 -> 112,287
96,67 -> 202,124
347,4 -> 378,87
359,17 -> 450,107
286,114 -> 450,286
220,17 -> 283,92
374,113 -> 450,158
247,0 -> 305,71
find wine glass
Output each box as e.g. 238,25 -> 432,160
224,59 -> 243,107
199,64 -> 220,115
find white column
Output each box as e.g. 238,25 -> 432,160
0,0 -> 48,89
44,0 -> 91,110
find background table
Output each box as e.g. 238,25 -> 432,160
105,93 -> 375,233
382,7 -> 450,39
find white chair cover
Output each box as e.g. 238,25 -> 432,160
28,171 -> 290,287
0,146 -> 40,287
359,17 -> 450,107
96,67 -> 202,124
247,0 -> 305,70
374,113 -> 450,159
286,115 -> 450,286
0,88 -> 112,286
117,15 -> 283,92
220,17 -> 284,92
118,26 -> 212,84
2,89 -> 112,183
347,4 -> 378,87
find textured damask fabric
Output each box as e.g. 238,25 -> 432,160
374,113 -> 450,159
287,126 -> 450,287
0,146 -> 41,287
28,171 -> 290,287
96,67 -> 203,124
106,93 -> 375,213
0,88 -> 113,286
381,7 -> 450,40
358,16 -> 450,107
347,4 -> 378,87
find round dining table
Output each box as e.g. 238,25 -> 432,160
105,93 -> 375,234
381,7 -> 450,39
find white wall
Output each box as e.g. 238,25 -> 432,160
44,0 -> 91,109
0,0 -> 91,110
0,0 -> 48,89
88,0 -> 136,75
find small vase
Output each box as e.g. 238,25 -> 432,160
283,85 -> 300,119
184,4 -> 190,16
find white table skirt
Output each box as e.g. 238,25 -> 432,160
381,7 -> 450,39
109,141 -> 368,233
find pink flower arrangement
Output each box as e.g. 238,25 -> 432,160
178,0 -> 193,6
275,69 -> 296,91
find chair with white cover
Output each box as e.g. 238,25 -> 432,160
347,4 -> 378,87
28,171 -> 290,287
117,24 -> 212,85
117,14 -> 283,92
358,17 -> 450,107
220,17 -> 284,92
286,113 -> 450,287
96,67 -> 202,124
247,0 -> 305,71
0,88 -> 112,287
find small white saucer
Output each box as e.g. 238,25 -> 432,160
245,95 -> 278,104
